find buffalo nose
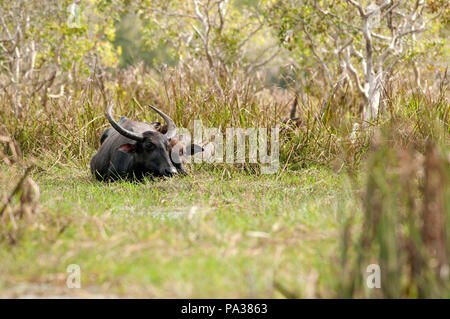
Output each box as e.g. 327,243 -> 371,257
165,167 -> 177,176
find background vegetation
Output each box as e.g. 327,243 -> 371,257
0,0 -> 448,298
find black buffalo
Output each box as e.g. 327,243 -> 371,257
91,104 -> 203,181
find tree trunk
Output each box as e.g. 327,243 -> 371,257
363,81 -> 382,122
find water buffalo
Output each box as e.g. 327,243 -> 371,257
91,104 -> 203,180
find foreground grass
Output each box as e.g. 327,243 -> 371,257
0,163 -> 359,298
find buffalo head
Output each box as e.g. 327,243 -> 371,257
152,123 -> 204,175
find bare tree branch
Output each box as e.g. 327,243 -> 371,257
246,47 -> 280,74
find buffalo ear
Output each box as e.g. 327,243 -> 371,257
119,143 -> 137,152
151,121 -> 161,129
190,144 -> 204,155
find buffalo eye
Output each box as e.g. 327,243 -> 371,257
145,143 -> 156,151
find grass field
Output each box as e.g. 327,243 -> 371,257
1,0 -> 449,300
0,60 -> 448,298
0,163 -> 359,298
1,86 -> 449,298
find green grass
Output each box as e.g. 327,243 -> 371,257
0,164 -> 359,298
